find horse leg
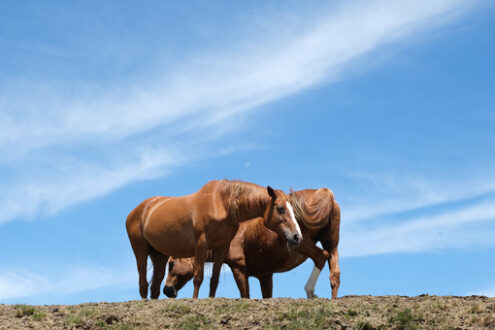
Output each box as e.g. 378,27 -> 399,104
128,232 -> 150,299
209,246 -> 229,298
192,233 -> 207,299
231,265 -> 250,298
258,274 -> 273,298
327,246 -> 340,299
295,239 -> 329,298
317,239 -> 340,298
149,248 -> 168,299
320,201 -> 341,299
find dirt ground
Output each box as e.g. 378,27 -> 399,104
1,295 -> 494,329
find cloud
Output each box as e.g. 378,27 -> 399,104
342,172 -> 495,223
0,262 -> 231,302
341,197 -> 495,257
0,148 -> 185,223
0,0 -> 477,223
0,266 -> 135,301
2,0 -> 476,153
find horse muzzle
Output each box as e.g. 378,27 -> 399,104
164,285 -> 177,298
287,233 -> 301,248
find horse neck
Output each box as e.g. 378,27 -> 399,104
238,195 -> 270,221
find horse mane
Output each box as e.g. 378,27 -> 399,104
290,188 -> 334,230
218,179 -> 270,219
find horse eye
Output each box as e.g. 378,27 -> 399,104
277,206 -> 285,214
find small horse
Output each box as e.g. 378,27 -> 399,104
164,188 -> 341,299
126,179 -> 302,299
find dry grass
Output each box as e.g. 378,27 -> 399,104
1,295 -> 494,329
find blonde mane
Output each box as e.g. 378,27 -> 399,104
218,179 -> 270,219
289,189 -> 305,221
290,188 -> 333,229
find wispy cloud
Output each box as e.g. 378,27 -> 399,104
0,266 -> 135,301
0,0 -> 477,223
334,169 -> 495,257
342,172 -> 495,223
0,262 -> 231,302
341,196 -> 495,257
0,148 -> 185,223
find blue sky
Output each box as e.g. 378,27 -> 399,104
1,0 -> 495,304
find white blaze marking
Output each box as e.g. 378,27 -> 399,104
286,201 -> 302,237
304,266 -> 321,297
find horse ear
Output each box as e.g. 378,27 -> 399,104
267,186 -> 276,200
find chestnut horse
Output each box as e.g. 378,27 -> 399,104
126,179 -> 302,299
164,188 -> 341,299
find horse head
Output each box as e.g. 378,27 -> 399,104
265,186 -> 302,248
163,257 -> 194,298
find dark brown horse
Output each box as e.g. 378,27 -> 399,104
164,188 -> 341,299
126,179 -> 302,299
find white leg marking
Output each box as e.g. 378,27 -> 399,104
304,266 -> 321,298
286,201 -> 302,237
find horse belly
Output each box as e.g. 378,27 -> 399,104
277,252 -> 307,273
245,239 -> 307,276
245,244 -> 291,276
204,217 -> 239,250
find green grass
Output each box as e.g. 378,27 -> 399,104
15,304 -> 46,320
469,303 -> 480,314
231,300 -> 253,312
356,320 -> 375,330
95,320 -> 109,329
15,304 -> 36,317
389,307 -> 418,330
346,308 -> 358,318
68,306 -> 99,325
4,296 -> 494,329
32,310 -> 47,321
161,302 -> 193,314
112,323 -> 140,330
177,313 -> 211,330
271,305 -> 331,329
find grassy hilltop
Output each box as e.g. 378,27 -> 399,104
1,295 -> 494,329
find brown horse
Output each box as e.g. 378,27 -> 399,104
164,188 -> 341,299
126,179 -> 302,299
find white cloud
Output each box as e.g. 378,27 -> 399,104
0,0 -> 477,223
0,266 -> 135,301
0,262 -> 231,301
342,172 -> 495,223
0,148 -> 185,223
341,197 -> 495,257
2,0 -> 475,153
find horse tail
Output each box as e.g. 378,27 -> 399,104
126,197 -> 157,299
291,188 -> 335,230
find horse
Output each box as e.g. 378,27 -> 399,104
126,179 -> 302,299
164,188 -> 341,299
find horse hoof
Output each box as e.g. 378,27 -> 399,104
305,290 -> 317,299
